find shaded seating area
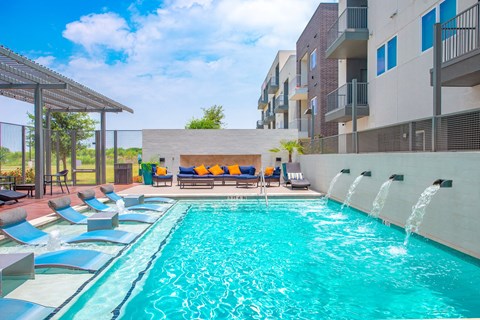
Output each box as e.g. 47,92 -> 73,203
0,208 -> 137,245
99,185 -> 166,212
283,162 -> 311,190
0,297 -> 54,320
77,189 -> 157,224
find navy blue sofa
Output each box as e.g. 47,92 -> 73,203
177,165 -> 258,185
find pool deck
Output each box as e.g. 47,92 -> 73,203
0,182 -> 322,313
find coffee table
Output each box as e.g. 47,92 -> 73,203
87,212 -> 119,231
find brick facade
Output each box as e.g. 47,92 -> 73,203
296,3 -> 338,138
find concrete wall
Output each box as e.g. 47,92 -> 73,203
143,129 -> 299,172
300,152 -> 480,259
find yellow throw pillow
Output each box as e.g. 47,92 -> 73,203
228,164 -> 241,175
264,167 -> 274,176
194,164 -> 210,176
208,164 -> 224,176
156,167 -> 167,176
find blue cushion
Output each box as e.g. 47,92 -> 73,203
151,164 -> 157,173
239,166 -> 256,175
153,174 -> 173,179
179,166 -> 195,174
222,166 -> 229,174
177,173 -> 194,179
273,167 -> 281,175
236,174 -> 258,180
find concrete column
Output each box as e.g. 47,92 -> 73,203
34,85 -> 44,199
352,79 -> 358,153
432,23 -> 443,152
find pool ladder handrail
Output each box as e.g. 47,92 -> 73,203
259,169 -> 268,207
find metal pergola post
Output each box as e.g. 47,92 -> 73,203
432,23 -> 442,152
34,85 -> 44,199
21,126 -> 26,183
113,130 -> 118,165
100,111 -> 107,184
71,131 -> 77,185
45,109 -> 51,176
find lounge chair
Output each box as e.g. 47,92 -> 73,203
77,190 -> 157,224
49,196 -> 155,225
0,190 -> 27,203
100,184 -> 175,204
0,200 -> 4,206
34,249 -> 112,272
99,185 -> 168,212
0,298 -> 54,320
0,208 -> 137,245
284,162 -> 311,190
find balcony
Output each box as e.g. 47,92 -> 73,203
265,110 -> 275,123
289,117 -> 310,138
267,76 -> 279,94
258,95 -> 267,109
256,120 -> 264,129
325,82 -> 369,122
274,95 -> 289,113
326,7 -> 368,59
290,74 -> 308,100
438,2 -> 480,87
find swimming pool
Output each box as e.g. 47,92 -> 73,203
58,198 -> 480,319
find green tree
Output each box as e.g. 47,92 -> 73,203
28,110 -> 97,170
269,139 -> 304,163
185,105 -> 225,129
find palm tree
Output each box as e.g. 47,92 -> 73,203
269,139 -> 304,162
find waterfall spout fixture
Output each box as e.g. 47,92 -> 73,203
389,174 -> 404,181
433,179 -> 453,188
361,171 -> 371,177
340,169 -> 350,174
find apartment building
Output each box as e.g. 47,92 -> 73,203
292,2 -> 339,139
257,50 -> 296,132
326,0 -> 480,141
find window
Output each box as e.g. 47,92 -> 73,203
421,0 -> 456,51
310,97 -> 318,115
310,49 -> 317,70
377,36 -> 397,76
387,36 -> 397,70
377,45 -> 385,76
421,8 -> 436,52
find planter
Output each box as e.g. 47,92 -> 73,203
141,163 -> 156,185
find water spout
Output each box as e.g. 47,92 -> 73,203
389,174 -> 404,181
403,184 -> 441,246
361,171 -> 371,177
325,172 -> 343,203
370,179 -> 393,218
47,229 -> 62,251
341,175 -> 365,209
433,179 -> 452,188
340,169 -> 350,174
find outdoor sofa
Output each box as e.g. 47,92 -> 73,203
176,165 -> 258,186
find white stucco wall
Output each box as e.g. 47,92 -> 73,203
143,129 -> 299,171
300,152 -> 480,259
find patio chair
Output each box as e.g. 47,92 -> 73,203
284,162 -> 311,190
0,190 -> 27,203
77,190 -> 157,224
44,169 -> 70,195
100,184 -> 175,204
0,208 -> 137,245
99,185 -> 168,212
0,298 -> 55,320
49,196 -> 155,225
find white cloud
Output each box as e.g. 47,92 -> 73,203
34,55 -> 56,67
47,0 -> 326,129
63,13 -> 134,54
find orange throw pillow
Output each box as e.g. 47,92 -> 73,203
194,164 -> 209,176
228,164 -> 241,175
264,167 -> 274,176
156,167 -> 167,176
208,164 -> 224,176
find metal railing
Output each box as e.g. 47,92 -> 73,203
275,95 -> 288,109
327,7 -> 368,50
302,108 -> 480,154
289,118 -> 310,133
256,120 -> 264,128
326,82 -> 368,113
258,95 -> 267,107
442,2 -> 480,63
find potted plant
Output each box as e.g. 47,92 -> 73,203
140,162 -> 157,185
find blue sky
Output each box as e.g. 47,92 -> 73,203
0,0 -> 334,129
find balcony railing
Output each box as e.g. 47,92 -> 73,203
258,95 -> 267,109
326,82 -> 368,113
256,120 -> 264,129
274,95 -> 288,113
327,7 -> 368,48
442,2 -> 479,63
289,118 -> 310,133
267,76 -> 279,94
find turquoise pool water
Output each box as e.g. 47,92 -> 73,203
60,199 -> 480,319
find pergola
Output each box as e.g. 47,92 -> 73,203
0,45 -> 133,198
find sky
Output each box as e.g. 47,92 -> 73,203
0,0 -> 336,130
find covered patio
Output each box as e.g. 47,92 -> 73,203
0,45 -> 133,199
